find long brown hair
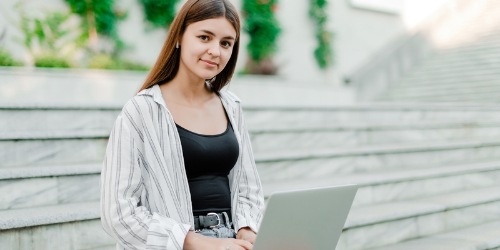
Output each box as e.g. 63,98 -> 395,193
138,0 -> 241,93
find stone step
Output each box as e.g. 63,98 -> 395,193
252,121 -> 500,152
387,80 -> 500,94
243,104 -> 500,127
2,187 -> 498,250
0,132 -> 109,168
383,90 -> 500,103
438,35 -> 500,52
262,160 -> 500,208
399,72 -> 500,87
0,67 -> 143,105
384,83 -> 500,99
0,164 -> 100,210
428,43 -> 500,57
0,202 -> 114,250
336,185 -> 500,249
4,156 -> 500,212
5,103 -> 500,133
416,54 -> 500,72
4,120 -> 500,161
0,105 -> 120,132
366,219 -> 500,250
403,66 -> 500,83
257,139 -> 500,182
4,159 -> 500,212
0,201 -> 100,230
427,45 -> 500,62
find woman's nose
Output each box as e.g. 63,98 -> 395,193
208,42 -> 221,56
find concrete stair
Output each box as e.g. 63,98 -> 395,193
335,0 -> 500,247
0,202 -> 113,250
2,100 -> 500,249
379,0 -> 500,103
367,220 -> 500,250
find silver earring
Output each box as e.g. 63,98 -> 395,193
175,42 -> 179,49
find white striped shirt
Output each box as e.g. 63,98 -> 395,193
100,84 -> 265,250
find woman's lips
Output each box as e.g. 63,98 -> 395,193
200,59 -> 218,67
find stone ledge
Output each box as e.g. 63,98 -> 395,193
0,130 -> 110,141
366,220 -> 500,250
0,218 -> 114,250
391,80 -> 500,92
346,185 -> 500,228
255,138 -> 500,162
3,101 -> 500,111
0,102 -> 123,110
262,160 -> 500,196
251,120 -> 500,133
3,120 -> 500,139
0,120 -> 500,136
0,202 -> 100,230
0,163 -> 101,180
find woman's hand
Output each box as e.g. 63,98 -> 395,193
236,227 -> 257,244
184,231 -> 253,250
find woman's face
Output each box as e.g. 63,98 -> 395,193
179,17 -> 237,82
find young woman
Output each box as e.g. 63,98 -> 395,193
100,0 -> 265,249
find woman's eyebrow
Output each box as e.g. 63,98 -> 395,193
200,29 -> 235,40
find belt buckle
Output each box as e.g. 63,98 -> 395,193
207,212 -> 221,228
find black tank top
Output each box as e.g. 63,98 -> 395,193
176,121 -> 239,215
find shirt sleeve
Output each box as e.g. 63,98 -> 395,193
100,105 -> 191,250
232,103 -> 266,233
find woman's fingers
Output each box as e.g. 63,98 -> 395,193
232,239 -> 253,250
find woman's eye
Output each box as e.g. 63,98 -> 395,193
221,41 -> 232,48
199,35 -> 209,41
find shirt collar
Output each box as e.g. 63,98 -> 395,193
137,84 -> 168,110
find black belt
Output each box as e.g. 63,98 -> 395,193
194,212 -> 229,230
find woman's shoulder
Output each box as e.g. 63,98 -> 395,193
120,87 -> 161,118
220,88 -> 241,106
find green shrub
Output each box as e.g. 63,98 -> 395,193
139,0 -> 179,28
64,0 -> 126,53
309,0 -> 334,69
88,54 -> 148,71
34,53 -> 71,68
0,49 -> 23,66
119,60 -> 149,71
242,0 -> 281,62
88,54 -> 116,69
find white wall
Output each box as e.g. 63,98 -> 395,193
0,0 -> 453,88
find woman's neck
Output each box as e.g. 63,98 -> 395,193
162,73 -> 214,107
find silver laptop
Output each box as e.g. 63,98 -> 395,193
253,184 -> 358,250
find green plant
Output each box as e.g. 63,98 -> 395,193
34,53 -> 71,68
88,53 -> 149,71
17,8 -> 78,67
138,0 -> 179,28
0,49 -> 23,66
309,0 -> 334,69
242,0 -> 281,74
64,0 -> 125,53
0,28 -> 23,66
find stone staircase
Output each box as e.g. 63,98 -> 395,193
379,0 -> 500,103
250,104 -> 500,249
2,99 -> 500,249
0,104 -> 118,250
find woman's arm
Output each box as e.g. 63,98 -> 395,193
232,102 -> 266,234
100,106 -> 191,250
